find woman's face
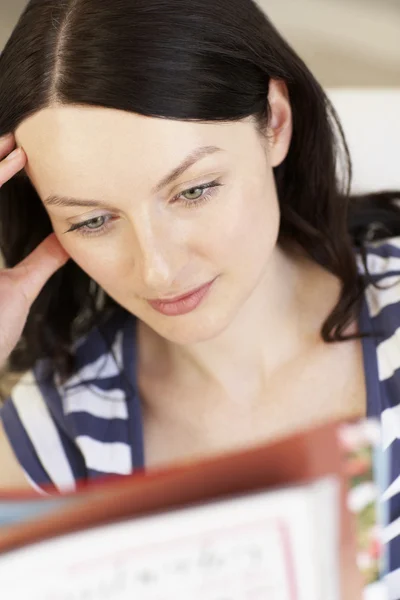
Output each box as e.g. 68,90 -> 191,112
15,81 -> 292,344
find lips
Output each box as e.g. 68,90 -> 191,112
147,278 -> 217,316
150,282 -> 211,304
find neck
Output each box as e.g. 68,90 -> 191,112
138,244 -> 342,404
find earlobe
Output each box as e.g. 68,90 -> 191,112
267,79 -> 293,168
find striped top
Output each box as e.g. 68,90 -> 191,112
2,236 -> 400,594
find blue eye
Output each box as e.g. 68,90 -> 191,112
85,216 -> 107,229
175,180 -> 223,208
65,214 -> 113,237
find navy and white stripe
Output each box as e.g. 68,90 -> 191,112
357,237 -> 400,598
3,238 -> 400,593
0,306 -> 143,490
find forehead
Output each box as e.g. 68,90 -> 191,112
14,106 -> 245,199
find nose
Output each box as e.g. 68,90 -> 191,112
133,216 -> 184,294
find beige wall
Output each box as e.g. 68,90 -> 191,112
1,0 -> 399,87
256,0 -> 400,87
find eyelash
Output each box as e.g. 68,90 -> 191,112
64,180 -> 224,238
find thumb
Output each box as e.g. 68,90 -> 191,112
13,233 -> 70,304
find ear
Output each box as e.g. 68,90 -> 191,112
266,79 -> 293,168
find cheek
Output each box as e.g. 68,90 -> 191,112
204,180 -> 279,271
55,230 -> 132,288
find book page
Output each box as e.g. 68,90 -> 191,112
0,478 -> 338,600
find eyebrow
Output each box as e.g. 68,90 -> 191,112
43,145 -> 224,209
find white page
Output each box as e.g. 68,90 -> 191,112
0,476 -> 339,600
309,476 -> 340,600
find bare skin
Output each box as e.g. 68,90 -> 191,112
138,256 -> 367,469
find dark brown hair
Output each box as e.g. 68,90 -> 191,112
0,0 -> 399,380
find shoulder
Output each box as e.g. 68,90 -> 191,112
26,305 -> 130,418
359,240 -> 400,577
0,368 -> 84,493
0,306 -> 136,491
356,237 -> 400,323
356,236 -> 400,281
63,305 -> 131,386
0,420 -> 34,491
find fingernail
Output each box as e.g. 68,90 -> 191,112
5,148 -> 22,161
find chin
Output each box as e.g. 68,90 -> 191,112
144,310 -> 234,346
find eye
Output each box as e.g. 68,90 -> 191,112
182,188 -> 204,201
64,214 -> 114,237
85,216 -> 107,229
174,180 -> 224,208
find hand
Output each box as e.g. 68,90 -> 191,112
0,133 -> 69,368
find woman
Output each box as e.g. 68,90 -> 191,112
0,0 -> 399,586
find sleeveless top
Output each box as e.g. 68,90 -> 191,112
2,236 -> 400,594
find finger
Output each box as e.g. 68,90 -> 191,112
0,133 -> 15,159
0,145 -> 27,186
13,234 -> 70,304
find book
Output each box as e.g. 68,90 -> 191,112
0,418 -> 384,600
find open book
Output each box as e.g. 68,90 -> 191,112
0,419 -> 383,600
